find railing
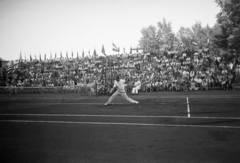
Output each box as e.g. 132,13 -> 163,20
1,81 -> 239,96
0,85 -> 98,96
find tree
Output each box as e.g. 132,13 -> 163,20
177,27 -> 193,48
177,22 -> 213,51
156,18 -> 175,51
139,25 -> 158,53
139,18 -> 176,54
191,22 -> 212,49
214,0 -> 240,66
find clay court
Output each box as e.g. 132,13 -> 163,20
1,91 -> 240,163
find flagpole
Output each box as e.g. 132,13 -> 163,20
95,66 -> 98,97
111,56 -> 112,84
104,55 -> 106,86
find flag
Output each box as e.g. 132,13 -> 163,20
66,51 -> 68,59
50,52 -> 52,59
192,41 -> 198,46
101,45 -> 106,56
112,43 -> 119,52
207,38 -> 210,46
93,48 -> 97,57
30,54 -> 32,61
72,51 -> 74,58
123,46 -> 125,53
19,51 -> 22,62
39,53 -> 42,61
82,51 -> 84,58
60,52 -> 62,59
55,52 -> 57,59
77,52 -> 79,59
130,46 -> 132,54
6,65 -> 13,72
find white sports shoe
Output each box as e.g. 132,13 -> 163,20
133,101 -> 139,104
104,103 -> 108,105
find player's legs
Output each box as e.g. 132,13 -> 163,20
120,92 -> 138,104
136,86 -> 140,94
132,87 -> 136,94
105,91 -> 119,105
135,88 -> 138,94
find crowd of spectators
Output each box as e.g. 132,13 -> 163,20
1,48 -> 237,95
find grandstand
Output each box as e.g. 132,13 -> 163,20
0,49 -> 240,95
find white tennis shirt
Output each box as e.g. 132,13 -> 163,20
113,79 -> 126,93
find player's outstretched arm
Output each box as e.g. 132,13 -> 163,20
109,87 -> 115,94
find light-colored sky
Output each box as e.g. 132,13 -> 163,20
0,0 -> 220,61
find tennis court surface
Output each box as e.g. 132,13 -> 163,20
1,91 -> 240,163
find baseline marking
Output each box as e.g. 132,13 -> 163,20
0,120 -> 240,129
1,95 -> 240,102
187,97 -> 190,117
1,113 -> 240,120
5,102 -> 183,105
5,103 -> 126,105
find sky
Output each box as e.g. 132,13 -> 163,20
0,0 -> 221,61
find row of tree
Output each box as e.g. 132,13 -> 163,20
139,18 -> 213,53
139,0 -> 240,70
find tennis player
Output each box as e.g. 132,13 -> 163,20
104,75 -> 139,105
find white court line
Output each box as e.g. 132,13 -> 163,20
10,102 -> 178,105
1,113 -> 240,120
0,119 -> 240,129
3,103 -> 126,105
1,102 -> 125,106
1,95 -> 240,101
187,97 -> 190,117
